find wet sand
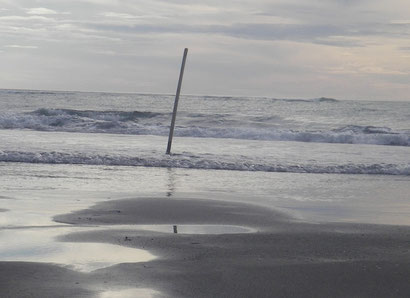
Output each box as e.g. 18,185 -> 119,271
1,197 -> 410,297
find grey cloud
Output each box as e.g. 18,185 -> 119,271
330,0 -> 370,5
26,8 -> 58,15
86,22 -> 378,47
314,38 -> 364,47
215,23 -> 344,41
4,44 -> 38,48
0,15 -> 55,22
89,22 -> 340,37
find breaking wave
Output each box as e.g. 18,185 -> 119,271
0,108 -> 170,134
32,108 -> 162,120
174,126 -> 409,147
0,108 -> 409,147
0,150 -> 408,176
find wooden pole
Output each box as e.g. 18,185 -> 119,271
166,48 -> 188,155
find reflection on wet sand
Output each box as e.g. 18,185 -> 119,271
0,227 -> 155,272
166,168 -> 177,198
133,224 -> 254,234
99,288 -> 161,298
0,223 -> 253,273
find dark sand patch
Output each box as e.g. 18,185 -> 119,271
54,197 -> 293,229
0,208 -> 8,212
2,197 -> 410,297
0,262 -> 158,298
0,262 -> 93,298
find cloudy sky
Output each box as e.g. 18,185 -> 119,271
0,0 -> 409,100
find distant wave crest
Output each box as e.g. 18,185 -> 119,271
0,150 -> 408,176
276,97 -> 338,103
201,96 -> 338,103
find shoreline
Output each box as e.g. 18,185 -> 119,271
2,196 -> 410,297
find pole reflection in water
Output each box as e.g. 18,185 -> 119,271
166,168 -> 177,198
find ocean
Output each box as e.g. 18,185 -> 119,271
1,89 -> 409,173
1,89 -> 409,227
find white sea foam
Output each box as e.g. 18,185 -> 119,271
0,109 -> 409,147
0,150 -> 408,176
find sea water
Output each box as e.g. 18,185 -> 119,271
0,89 -> 409,275
0,89 -> 409,174
0,89 -> 409,220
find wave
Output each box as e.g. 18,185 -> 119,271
0,89 -> 66,95
0,109 -> 409,147
31,108 -> 163,121
173,126 -> 410,146
0,108 -> 169,134
199,95 -> 338,103
333,125 -> 393,134
276,97 -> 338,103
0,150 -> 408,176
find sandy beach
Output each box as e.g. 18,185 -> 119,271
2,196 -> 409,298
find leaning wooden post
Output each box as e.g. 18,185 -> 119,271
166,48 -> 188,155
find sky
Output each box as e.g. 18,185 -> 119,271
0,0 -> 409,101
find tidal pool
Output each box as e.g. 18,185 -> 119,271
99,288 -> 161,298
124,224 -> 254,234
0,224 -> 252,273
0,227 -> 155,272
